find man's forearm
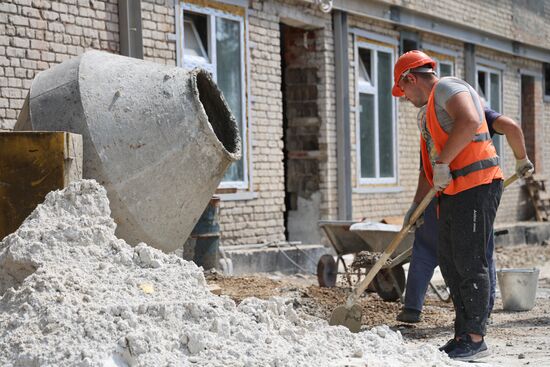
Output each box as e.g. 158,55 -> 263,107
493,116 -> 527,159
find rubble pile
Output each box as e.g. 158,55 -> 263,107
0,180 -> 462,366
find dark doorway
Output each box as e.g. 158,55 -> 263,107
280,23 -> 321,243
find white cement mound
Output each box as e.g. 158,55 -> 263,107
0,180 -> 465,367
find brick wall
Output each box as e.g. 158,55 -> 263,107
473,46 -> 546,222
141,0 -> 176,65
217,0 -> 336,245
1,0 -> 549,246
347,16 -> 411,221
218,0 -> 286,245
0,0 -> 120,130
376,0 -> 550,50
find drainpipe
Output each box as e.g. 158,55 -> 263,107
333,10 -> 352,220
119,0 -> 144,59
464,43 -> 476,86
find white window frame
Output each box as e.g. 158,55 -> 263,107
436,59 -> 454,78
182,17 -> 210,65
179,2 -> 249,189
355,40 -> 397,185
476,64 -> 503,155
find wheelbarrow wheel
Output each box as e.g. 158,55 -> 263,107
373,266 -> 406,302
317,254 -> 337,287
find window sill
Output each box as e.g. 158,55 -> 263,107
217,191 -> 258,201
353,186 -> 404,194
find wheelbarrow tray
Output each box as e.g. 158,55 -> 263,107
318,220 -> 414,260
349,221 -> 414,260
318,220 -> 370,256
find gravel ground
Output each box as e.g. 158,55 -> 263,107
206,244 -> 550,366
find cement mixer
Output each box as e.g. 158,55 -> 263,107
15,51 -> 241,253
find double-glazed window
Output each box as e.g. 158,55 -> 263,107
356,42 -> 396,184
180,3 -> 248,188
476,65 -> 502,155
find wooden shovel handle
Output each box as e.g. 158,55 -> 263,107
347,187 -> 437,305
503,173 -> 518,188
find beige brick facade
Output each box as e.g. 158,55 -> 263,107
376,0 -> 550,50
1,0 -> 550,246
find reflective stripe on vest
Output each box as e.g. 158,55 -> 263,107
450,156 -> 500,179
472,132 -> 492,142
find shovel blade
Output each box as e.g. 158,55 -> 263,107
329,304 -> 362,333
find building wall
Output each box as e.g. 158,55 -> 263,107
0,0 -> 119,130
347,16 -> 412,221
376,0 -> 550,50
218,0 -> 286,245
217,0 -> 334,245
1,0 -> 549,246
141,0 -> 176,66
345,12 -> 548,224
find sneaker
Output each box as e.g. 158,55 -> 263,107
447,334 -> 490,361
396,308 -> 421,323
438,338 -> 458,353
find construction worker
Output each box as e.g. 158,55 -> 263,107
392,50 -> 506,361
397,108 -> 534,325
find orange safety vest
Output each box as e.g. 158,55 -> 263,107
421,85 -> 503,195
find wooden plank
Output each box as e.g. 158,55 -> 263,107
0,132 -> 83,239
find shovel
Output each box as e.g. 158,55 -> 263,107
329,173 -> 518,333
329,187 -> 436,332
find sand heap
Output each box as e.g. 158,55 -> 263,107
0,180 -> 464,367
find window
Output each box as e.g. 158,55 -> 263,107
476,65 -> 502,155
356,42 -> 396,184
438,60 -> 454,77
180,4 -> 248,188
422,48 -> 455,78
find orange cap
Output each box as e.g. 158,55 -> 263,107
392,50 -> 436,97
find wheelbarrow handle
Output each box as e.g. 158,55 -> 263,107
346,187 -> 437,306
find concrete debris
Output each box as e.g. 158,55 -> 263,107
0,180 -> 464,366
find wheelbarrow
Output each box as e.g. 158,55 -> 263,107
317,220 -> 448,302
317,220 -> 413,302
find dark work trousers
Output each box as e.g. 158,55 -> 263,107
405,199 -> 497,315
438,179 -> 503,337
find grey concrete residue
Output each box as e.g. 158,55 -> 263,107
15,51 -> 241,252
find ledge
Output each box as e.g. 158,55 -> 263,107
353,186 -> 404,194
217,191 -> 258,201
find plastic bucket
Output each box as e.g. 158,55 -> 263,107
497,268 -> 539,311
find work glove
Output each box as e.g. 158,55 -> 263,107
433,162 -> 451,191
516,157 -> 534,178
403,201 -> 424,230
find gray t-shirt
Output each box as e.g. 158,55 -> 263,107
419,77 -> 484,166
